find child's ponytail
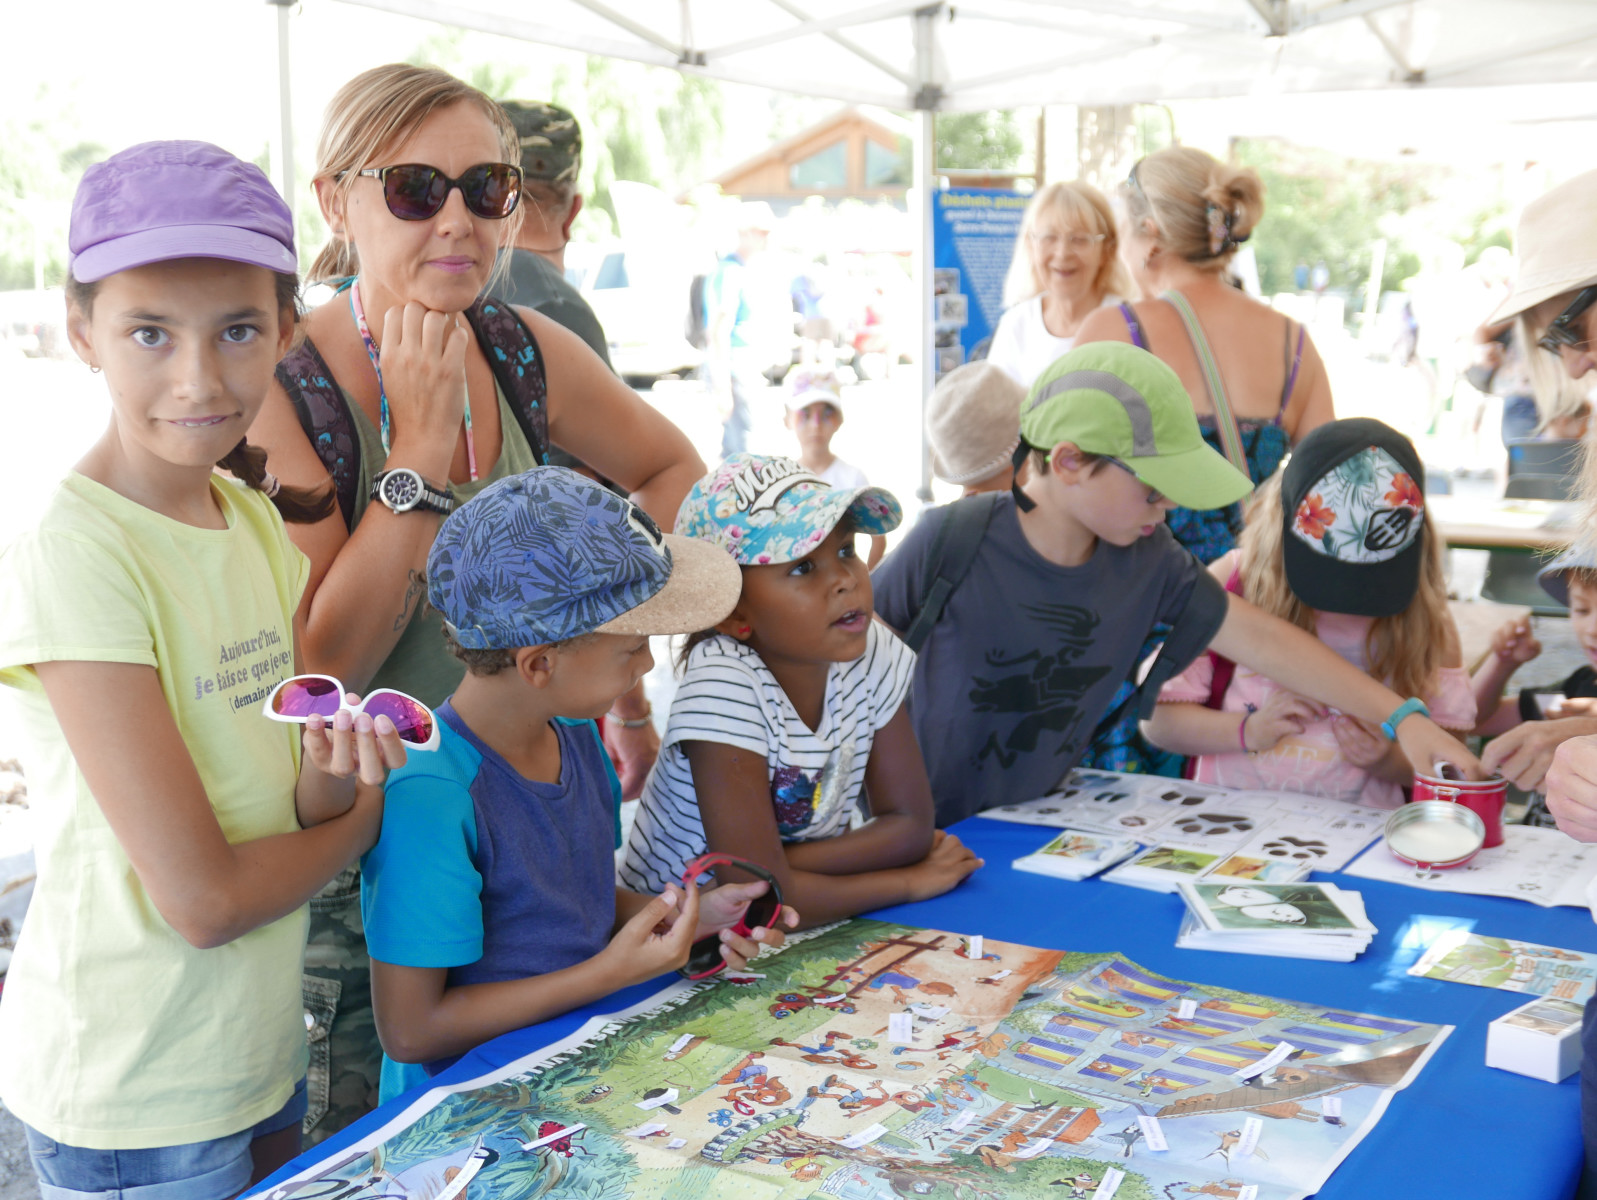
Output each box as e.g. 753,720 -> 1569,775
217,439 -> 335,525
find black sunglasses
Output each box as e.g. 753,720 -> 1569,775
345,162 -> 522,221
1538,285 -> 1597,356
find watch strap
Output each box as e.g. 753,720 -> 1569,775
371,469 -> 454,515
1380,697 -> 1430,741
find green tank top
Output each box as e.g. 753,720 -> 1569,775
347,384 -> 542,706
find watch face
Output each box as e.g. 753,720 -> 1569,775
383,471 -> 421,510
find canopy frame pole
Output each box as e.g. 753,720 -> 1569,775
912,4 -> 941,504
268,0 -> 295,207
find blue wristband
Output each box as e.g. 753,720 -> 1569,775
1380,697 -> 1430,741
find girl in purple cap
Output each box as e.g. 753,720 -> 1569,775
0,141 -> 406,1198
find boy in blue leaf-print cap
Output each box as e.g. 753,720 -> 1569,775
362,467 -> 793,1101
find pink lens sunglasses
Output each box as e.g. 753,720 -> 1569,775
262,674 -> 440,752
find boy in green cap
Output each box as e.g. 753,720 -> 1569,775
873,342 -> 1479,824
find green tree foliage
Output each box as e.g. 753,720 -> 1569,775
935,111 -> 1024,172
0,89 -> 101,291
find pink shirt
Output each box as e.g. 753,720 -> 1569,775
1158,552 -> 1476,809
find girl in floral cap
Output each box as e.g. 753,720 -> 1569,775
619,454 -> 982,923
1145,418 -> 1474,807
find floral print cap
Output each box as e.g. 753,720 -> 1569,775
1281,418 -> 1426,618
676,453 -> 902,566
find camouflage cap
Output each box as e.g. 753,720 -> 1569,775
500,100 -> 581,185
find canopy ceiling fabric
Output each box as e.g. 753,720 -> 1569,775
335,0 -> 1597,112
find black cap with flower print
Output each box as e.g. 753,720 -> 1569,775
1280,418 -> 1427,619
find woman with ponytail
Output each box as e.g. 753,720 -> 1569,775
0,142 -> 406,1197
1077,146 -> 1336,564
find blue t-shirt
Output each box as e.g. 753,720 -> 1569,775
362,701 -> 621,1093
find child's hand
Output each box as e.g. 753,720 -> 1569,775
1548,697 -> 1597,720
1331,714 -> 1390,768
302,701 -> 408,785
1489,618 -> 1542,667
1484,716 -> 1597,791
903,831 -> 983,903
1397,714 -> 1482,781
690,881 -> 800,972
600,883 -> 701,985
1242,692 -> 1325,753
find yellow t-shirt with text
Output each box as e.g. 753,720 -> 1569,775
0,473 -> 310,1149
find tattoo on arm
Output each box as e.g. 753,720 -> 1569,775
394,569 -> 424,632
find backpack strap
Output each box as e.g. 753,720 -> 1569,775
1161,290 -> 1249,477
464,296 -> 551,469
275,337 -> 360,529
903,493 -> 1002,654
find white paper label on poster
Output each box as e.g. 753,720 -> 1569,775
1322,1095 -> 1342,1118
841,1123 -> 887,1149
1011,1137 -> 1053,1160
628,1122 -> 667,1139
666,1034 -> 695,1054
910,1004 -> 950,1020
968,935 -> 984,960
1097,1167 -> 1126,1200
1235,1041 -> 1296,1080
635,1088 -> 678,1110
888,1012 -> 916,1043
1237,1117 -> 1264,1159
947,1109 -> 974,1131
988,969 -> 1013,979
1237,1188 -> 1259,1200
724,972 -> 765,982
1136,1115 -> 1168,1151
1176,998 -> 1198,1019
666,1138 -> 686,1150
812,993 -> 848,1004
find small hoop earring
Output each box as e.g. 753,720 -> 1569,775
89,365 -> 101,374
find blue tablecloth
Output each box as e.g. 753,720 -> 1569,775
256,816 -> 1597,1199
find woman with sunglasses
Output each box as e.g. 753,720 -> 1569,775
248,64 -> 704,1142
986,181 -> 1132,388
1509,167 -> 1597,1200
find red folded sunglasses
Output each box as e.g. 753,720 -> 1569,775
679,853 -> 784,981
262,674 -> 439,752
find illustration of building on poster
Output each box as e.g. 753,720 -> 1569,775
1407,930 -> 1597,1002
263,919 -> 1450,1200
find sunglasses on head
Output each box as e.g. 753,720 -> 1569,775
679,853 -> 784,981
1538,285 -> 1597,356
262,674 -> 439,752
345,162 -> 522,222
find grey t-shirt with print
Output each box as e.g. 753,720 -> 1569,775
872,493 -> 1226,826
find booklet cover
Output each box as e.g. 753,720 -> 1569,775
1179,882 -> 1376,935
1011,829 -> 1139,880
1407,930 -> 1597,1002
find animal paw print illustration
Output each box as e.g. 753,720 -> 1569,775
1159,789 -> 1213,807
1259,836 -> 1329,861
1515,881 -> 1543,892
1173,812 -> 1255,837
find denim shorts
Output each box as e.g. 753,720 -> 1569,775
22,1077 -> 307,1200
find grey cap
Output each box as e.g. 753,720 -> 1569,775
500,100 -> 581,185
1539,541 -> 1597,606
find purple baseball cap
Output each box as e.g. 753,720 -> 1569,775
69,141 -> 297,284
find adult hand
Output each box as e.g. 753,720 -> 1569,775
1487,618 -> 1541,668
1544,735 -> 1597,841
379,302 -> 470,443
1483,716 -> 1597,791
903,830 -> 984,903
1243,692 -> 1326,753
606,719 -> 661,801
303,698 -> 408,785
1331,714 -> 1389,769
1394,714 -> 1482,781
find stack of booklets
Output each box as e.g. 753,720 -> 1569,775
1174,881 -> 1377,962
1011,829 -> 1139,880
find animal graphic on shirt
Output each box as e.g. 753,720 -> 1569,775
969,602 -> 1110,770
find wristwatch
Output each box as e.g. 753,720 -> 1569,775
370,468 -> 454,516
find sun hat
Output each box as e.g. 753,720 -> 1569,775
427,467 -> 740,648
783,367 -> 845,415
928,361 -> 1026,485
1280,418 -> 1426,619
69,141 -> 297,284
676,453 -> 900,566
500,100 -> 581,185
1491,168 -> 1597,322
1018,342 -> 1252,510
1537,541 -> 1597,607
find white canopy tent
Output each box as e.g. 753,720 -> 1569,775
276,0 -> 1597,495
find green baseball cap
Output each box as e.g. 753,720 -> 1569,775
1019,342 -> 1253,511
499,100 -> 581,185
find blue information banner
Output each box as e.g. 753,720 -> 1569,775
932,188 -> 1028,377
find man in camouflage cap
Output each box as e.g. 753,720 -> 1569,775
498,99 -> 611,371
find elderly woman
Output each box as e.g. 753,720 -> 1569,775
250,64 -> 704,1140
1502,167 -> 1597,1196
986,180 -> 1130,387
1076,146 -> 1334,565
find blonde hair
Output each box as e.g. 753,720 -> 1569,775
1122,146 -> 1264,271
1002,181 -> 1132,309
309,64 -> 523,286
1237,472 -> 1450,701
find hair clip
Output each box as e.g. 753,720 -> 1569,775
1205,202 -> 1229,257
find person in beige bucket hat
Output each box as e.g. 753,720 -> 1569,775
927,361 -> 1028,495
1492,168 -> 1597,379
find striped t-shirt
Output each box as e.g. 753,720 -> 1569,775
619,621 -> 915,894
